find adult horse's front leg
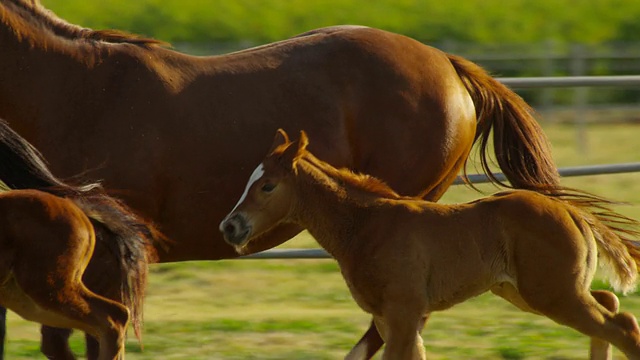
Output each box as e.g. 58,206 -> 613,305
0,306 -> 5,360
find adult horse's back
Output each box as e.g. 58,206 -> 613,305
0,0 -> 559,262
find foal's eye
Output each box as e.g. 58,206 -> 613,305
261,183 -> 276,193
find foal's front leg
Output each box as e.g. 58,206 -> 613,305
346,314 -> 431,360
374,314 -> 426,360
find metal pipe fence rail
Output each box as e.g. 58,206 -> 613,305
498,75 -> 640,88
240,162 -> 640,260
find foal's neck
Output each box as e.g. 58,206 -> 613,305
291,161 -> 379,261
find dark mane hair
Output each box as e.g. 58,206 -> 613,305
301,153 -> 401,200
2,0 -> 169,48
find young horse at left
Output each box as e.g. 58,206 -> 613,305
0,119 -> 165,359
221,130 -> 640,360
0,188 -> 130,360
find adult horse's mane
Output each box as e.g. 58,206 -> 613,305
1,0 -> 168,47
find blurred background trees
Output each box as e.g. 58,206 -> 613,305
40,0 -> 640,45
41,0 -> 640,116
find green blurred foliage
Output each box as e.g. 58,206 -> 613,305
40,0 -> 640,44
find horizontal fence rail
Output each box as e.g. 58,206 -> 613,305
241,162 -> 640,260
241,248 -> 330,259
498,75 -> 640,88
453,162 -> 640,185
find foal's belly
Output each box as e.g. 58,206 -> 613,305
343,277 -> 378,314
425,273 -> 512,312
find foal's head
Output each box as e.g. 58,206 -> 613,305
219,129 -> 308,252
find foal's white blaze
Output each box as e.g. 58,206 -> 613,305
225,163 -> 265,217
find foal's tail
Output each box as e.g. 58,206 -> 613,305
73,195 -> 166,343
0,119 -> 168,342
558,191 -> 640,294
446,54 -> 561,192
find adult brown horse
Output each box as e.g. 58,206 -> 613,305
0,0 -> 560,357
221,130 -> 640,359
0,119 -> 165,359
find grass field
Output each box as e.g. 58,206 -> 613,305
5,121 -> 640,359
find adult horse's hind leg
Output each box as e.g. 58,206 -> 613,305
589,290 -> 620,360
40,326 -> 101,360
40,326 -> 75,360
85,333 -> 101,360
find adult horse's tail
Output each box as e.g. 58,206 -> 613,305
0,119 -> 166,342
447,54 -> 561,191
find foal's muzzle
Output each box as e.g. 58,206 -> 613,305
219,213 -> 251,247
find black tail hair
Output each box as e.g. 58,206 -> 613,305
0,119 -> 99,192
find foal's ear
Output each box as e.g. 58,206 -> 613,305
269,129 -> 290,153
298,131 -> 309,153
279,131 -> 309,169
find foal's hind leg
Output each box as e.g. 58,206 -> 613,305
589,290 -> 620,360
492,284 -> 634,359
524,291 -> 640,359
70,290 -> 128,360
24,282 -> 129,360
60,288 -> 130,360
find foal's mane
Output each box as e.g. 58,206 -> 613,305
2,0 -> 168,47
300,152 -> 401,200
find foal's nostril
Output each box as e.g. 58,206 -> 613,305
221,214 -> 251,246
223,222 -> 236,236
